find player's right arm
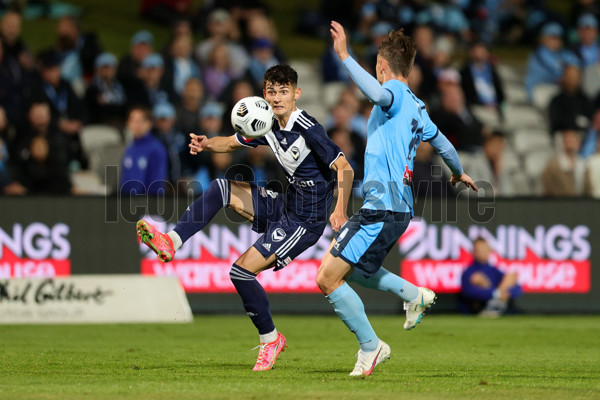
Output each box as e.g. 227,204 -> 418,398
330,20 -> 393,107
188,133 -> 242,154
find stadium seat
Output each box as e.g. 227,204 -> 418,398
532,84 -> 560,111
505,83 -> 528,104
496,64 -> 525,84
322,82 -> 348,110
70,170 -> 107,195
524,150 -> 554,195
504,105 -> 547,130
80,125 -> 124,194
471,105 -> 502,129
80,124 -> 122,151
513,129 -> 552,154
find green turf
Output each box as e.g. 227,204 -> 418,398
1,315 -> 599,399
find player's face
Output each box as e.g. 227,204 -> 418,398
473,241 -> 491,264
263,82 -> 301,120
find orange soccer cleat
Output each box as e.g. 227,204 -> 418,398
136,220 -> 175,262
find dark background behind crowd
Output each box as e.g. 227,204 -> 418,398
0,0 -> 599,199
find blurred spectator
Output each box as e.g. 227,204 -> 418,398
584,138 -> 600,197
0,38 -> 25,125
163,33 -> 200,99
321,34 -> 356,83
571,0 -> 600,28
30,49 -> 87,169
118,30 -> 154,87
203,42 -> 240,100
0,107 -> 25,195
199,101 -> 225,137
196,9 -> 249,76
459,237 -> 522,317
244,13 -> 286,63
55,15 -> 102,90
180,101 -> 224,179
365,21 -> 393,70
572,14 -> 599,69
84,53 -> 127,126
412,141 -> 452,199
412,24 -> 437,101
192,151 -> 233,194
134,53 -> 174,108
152,102 -> 185,184
326,101 -> 365,143
548,65 -> 593,134
525,23 -> 579,101
457,131 -> 527,197
247,39 -> 279,89
121,107 -> 167,195
0,10 -> 33,72
408,63 -> 423,98
542,129 -> 588,196
176,77 -> 204,136
460,41 -> 505,116
229,144 -> 282,188
430,84 -> 486,151
140,0 -> 194,26
14,103 -> 71,194
431,36 -> 454,78
328,127 -> 363,195
581,109 -> 600,158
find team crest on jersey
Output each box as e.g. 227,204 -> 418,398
271,228 -> 286,242
290,146 -> 300,160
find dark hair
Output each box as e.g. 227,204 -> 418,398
378,29 -> 417,78
128,106 -> 152,122
264,64 -> 298,87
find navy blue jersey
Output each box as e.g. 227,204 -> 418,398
236,109 -> 343,233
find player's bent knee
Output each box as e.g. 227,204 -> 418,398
316,266 -> 337,295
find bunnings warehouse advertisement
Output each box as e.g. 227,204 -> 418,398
0,196 -> 597,312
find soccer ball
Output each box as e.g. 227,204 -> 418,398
231,96 -> 274,139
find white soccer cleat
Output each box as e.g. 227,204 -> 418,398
349,340 -> 391,376
403,287 -> 436,330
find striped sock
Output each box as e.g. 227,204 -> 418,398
230,264 -> 275,335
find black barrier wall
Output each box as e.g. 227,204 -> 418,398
0,196 -> 598,313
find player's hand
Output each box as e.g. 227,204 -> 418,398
330,20 -> 350,61
329,209 -> 348,232
451,172 -> 479,192
189,133 -> 208,155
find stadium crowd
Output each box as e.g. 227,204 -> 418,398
0,0 -> 599,198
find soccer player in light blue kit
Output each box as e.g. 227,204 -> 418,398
317,21 -> 478,376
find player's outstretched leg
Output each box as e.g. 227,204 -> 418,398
347,267 -> 437,330
229,258 -> 287,371
317,254 -> 390,376
137,179 -> 230,262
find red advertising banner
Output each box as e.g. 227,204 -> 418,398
140,218 -> 328,293
399,218 -> 592,293
0,223 -> 71,278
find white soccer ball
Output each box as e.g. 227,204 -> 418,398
231,96 -> 274,139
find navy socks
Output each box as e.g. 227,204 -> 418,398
230,264 -> 275,335
173,179 -> 230,244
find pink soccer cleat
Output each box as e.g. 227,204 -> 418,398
136,220 -> 175,262
253,332 -> 287,371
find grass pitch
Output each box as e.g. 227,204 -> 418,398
1,315 -> 599,400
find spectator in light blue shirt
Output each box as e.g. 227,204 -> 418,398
573,13 -> 599,68
525,22 -> 580,100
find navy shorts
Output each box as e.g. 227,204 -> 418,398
330,209 -> 411,278
250,185 -> 321,271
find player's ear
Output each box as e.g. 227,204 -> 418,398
294,87 -> 302,100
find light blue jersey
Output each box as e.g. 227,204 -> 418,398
361,80 -> 438,215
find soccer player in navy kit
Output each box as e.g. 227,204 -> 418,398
316,22 -> 478,376
137,65 -> 355,371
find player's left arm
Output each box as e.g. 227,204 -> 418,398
330,155 -> 354,232
422,114 -> 478,192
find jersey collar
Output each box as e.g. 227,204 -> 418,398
279,108 -> 304,131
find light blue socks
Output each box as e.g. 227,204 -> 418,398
349,267 -> 419,302
326,283 -> 379,352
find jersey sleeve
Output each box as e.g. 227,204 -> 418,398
421,109 -> 440,142
303,125 -> 344,169
235,132 -> 268,148
380,80 -> 405,118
